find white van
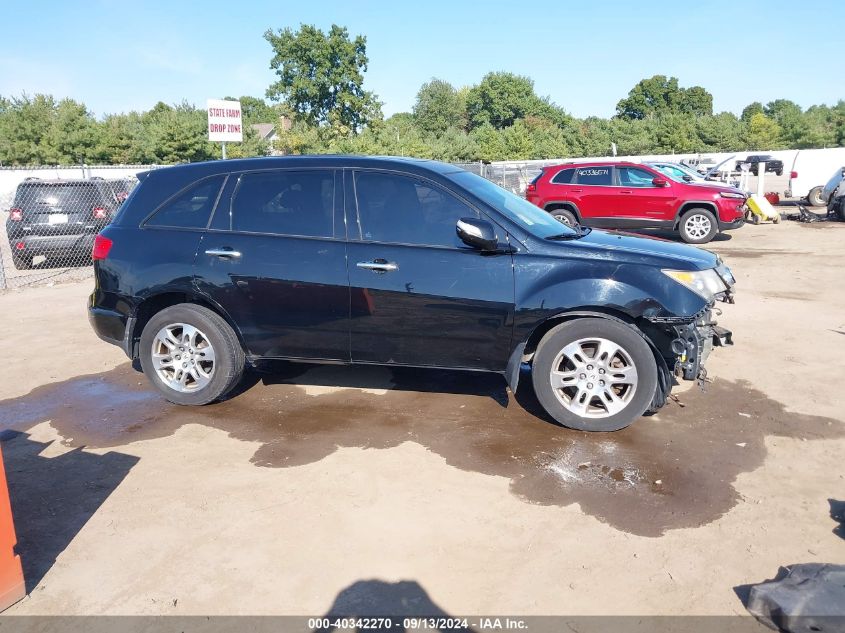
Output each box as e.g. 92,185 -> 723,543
786,148 -> 845,206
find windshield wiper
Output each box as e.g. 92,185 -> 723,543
546,226 -> 591,240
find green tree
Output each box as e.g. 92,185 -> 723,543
143,102 -> 217,164
616,75 -> 712,119
762,100 -> 806,147
44,98 -> 101,164
741,102 -> 764,122
469,122 -> 506,161
413,78 -> 464,135
95,112 -> 151,164
681,86 -> 713,117
223,95 -> 279,125
0,94 -> 57,165
744,112 -> 783,150
465,72 -> 555,130
695,113 -> 745,152
264,24 -> 382,131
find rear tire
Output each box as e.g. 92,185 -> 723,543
549,208 -> 578,227
807,186 -> 825,207
139,303 -> 245,406
11,253 -> 32,270
531,318 -> 658,432
679,208 -> 718,244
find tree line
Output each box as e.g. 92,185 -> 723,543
1,23 -> 843,167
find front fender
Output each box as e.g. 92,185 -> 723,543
513,258 -> 705,345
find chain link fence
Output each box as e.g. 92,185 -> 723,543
0,167 -> 153,289
0,160 -> 566,290
452,161 -> 564,196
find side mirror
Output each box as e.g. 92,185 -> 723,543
682,175 -> 693,182
652,177 -> 669,187
456,217 -> 498,251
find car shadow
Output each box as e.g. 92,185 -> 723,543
253,360 -> 513,409
830,499 -> 845,540
0,430 -> 139,592
626,228 -> 733,243
318,579 -> 472,631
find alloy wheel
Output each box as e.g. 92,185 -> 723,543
549,337 -> 638,418
684,214 -> 712,240
151,323 -> 216,393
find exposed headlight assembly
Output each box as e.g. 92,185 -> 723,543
662,268 -> 728,301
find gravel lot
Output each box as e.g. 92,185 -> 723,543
0,219 -> 842,616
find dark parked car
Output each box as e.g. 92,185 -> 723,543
89,157 -> 735,432
735,155 -> 784,176
526,161 -> 746,244
6,178 -> 124,269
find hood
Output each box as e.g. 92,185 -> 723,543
687,181 -> 745,195
546,228 -> 719,271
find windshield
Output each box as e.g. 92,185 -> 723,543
447,171 -> 578,238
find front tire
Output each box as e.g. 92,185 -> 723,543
807,186 -> 825,207
139,303 -> 245,405
531,318 -> 658,432
679,208 -> 718,244
549,208 -> 578,227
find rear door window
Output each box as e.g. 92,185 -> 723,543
574,166 -> 612,186
146,176 -> 225,229
231,170 -> 335,237
551,168 -> 575,184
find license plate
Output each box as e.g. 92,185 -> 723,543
48,213 -> 68,225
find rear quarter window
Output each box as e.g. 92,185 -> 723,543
551,168 -> 575,184
144,175 -> 225,229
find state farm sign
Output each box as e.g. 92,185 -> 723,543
207,99 -> 243,142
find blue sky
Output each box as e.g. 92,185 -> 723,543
2,0 -> 842,119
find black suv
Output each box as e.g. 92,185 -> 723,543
6,178 -> 125,269
735,155 -> 784,176
89,156 -> 736,432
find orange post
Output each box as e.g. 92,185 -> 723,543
0,444 -> 24,611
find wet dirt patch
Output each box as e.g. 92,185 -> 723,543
0,363 -> 841,537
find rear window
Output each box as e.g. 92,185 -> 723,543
574,167 -> 612,186
231,170 -> 334,237
145,176 -> 225,229
551,168 -> 575,184
14,183 -> 103,211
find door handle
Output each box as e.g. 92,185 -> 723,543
205,248 -> 241,258
357,260 -> 398,273
570,188 -> 583,193
620,190 -> 633,194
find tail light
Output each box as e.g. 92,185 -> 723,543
14,241 -> 25,251
790,171 -> 798,179
92,234 -> 113,260
526,182 -> 536,194
9,208 -> 22,221
92,206 -> 108,219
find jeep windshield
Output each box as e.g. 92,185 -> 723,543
447,170 -> 580,239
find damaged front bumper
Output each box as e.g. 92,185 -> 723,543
673,309 -> 733,384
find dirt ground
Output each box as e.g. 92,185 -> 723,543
0,219 -> 843,617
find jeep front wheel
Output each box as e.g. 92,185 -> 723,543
679,208 -> 718,244
531,318 -> 658,432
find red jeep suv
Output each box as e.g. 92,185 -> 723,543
526,161 -> 746,244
